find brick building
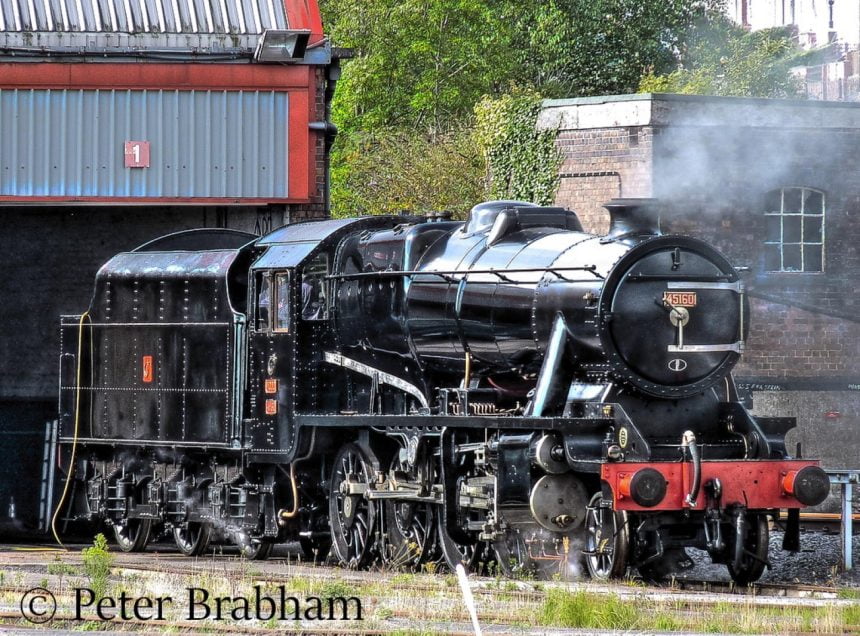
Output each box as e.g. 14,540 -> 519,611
0,0 -> 333,532
539,93 -> 860,476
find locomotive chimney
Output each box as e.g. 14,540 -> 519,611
603,198 -> 662,240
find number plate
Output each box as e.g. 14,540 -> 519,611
663,291 -> 697,307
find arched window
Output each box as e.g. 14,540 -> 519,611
764,187 -> 825,272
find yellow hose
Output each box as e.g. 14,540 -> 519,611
279,463 -> 300,520
50,311 -> 89,550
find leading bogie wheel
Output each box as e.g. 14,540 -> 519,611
173,522 -> 212,557
113,518 -> 153,553
584,493 -> 629,580
329,442 -> 379,569
727,512 -> 769,585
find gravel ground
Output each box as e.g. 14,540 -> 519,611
677,528 -> 860,586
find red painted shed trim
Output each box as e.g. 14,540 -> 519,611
0,63 -> 312,90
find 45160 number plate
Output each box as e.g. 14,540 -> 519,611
663,291 -> 697,307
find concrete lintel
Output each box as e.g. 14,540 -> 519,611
538,92 -> 860,132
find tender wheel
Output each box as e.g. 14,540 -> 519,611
383,456 -> 435,569
329,442 -> 379,569
584,493 -> 629,580
727,513 -> 769,585
113,518 -> 153,553
173,522 -> 212,557
238,537 -> 275,560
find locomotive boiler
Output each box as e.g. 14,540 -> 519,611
55,199 -> 829,582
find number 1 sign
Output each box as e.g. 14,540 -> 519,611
124,141 -> 151,168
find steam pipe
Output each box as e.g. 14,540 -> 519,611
526,314 -> 570,417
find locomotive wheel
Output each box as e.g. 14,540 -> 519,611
727,513 -> 769,585
436,512 -> 491,574
239,539 -> 275,561
383,457 -> 435,569
329,443 -> 379,569
113,518 -> 153,553
584,493 -> 629,580
173,522 -> 212,557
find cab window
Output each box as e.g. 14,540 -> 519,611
301,253 -> 329,320
256,274 -> 271,331
274,273 -> 290,332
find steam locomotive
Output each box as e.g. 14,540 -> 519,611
56,199 -> 829,583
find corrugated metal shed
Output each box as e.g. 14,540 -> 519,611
0,0 -> 286,34
0,88 -> 290,199
0,0 -> 291,53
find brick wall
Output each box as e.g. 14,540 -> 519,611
288,65 -> 329,224
553,127 -> 652,234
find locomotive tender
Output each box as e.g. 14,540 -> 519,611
56,199 -> 830,582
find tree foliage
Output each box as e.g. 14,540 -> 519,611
639,19 -> 802,98
330,127 -> 485,218
321,0 -> 519,134
511,0 -> 723,98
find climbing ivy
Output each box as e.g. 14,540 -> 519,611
474,90 -> 561,206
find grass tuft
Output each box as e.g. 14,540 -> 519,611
539,589 -> 637,630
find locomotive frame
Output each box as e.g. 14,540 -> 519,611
54,200 -> 830,582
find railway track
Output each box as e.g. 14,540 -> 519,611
0,548 -> 848,606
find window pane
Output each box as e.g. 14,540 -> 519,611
784,188 -> 802,212
275,274 -> 290,331
783,216 -> 802,243
764,244 -> 781,271
804,190 -> 824,214
782,244 -> 802,271
804,244 -> 823,272
765,216 -> 781,241
803,216 -> 823,243
764,189 -> 782,212
257,276 -> 271,330
301,253 -> 329,321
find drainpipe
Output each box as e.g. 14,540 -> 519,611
309,57 -> 341,218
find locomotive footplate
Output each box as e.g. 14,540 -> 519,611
602,459 -> 830,511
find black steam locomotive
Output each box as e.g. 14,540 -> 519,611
56,199 -> 829,582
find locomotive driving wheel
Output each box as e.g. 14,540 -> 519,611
383,455 -> 435,569
329,442 -> 379,569
584,493 -> 630,580
437,514 -> 492,573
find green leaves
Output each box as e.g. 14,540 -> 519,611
638,17 -> 804,98
474,90 -> 561,206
